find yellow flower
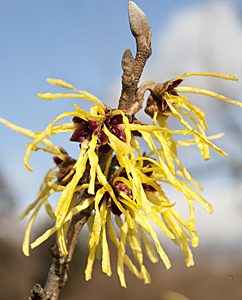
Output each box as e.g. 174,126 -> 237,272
0,73 -> 240,287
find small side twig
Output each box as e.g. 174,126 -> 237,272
124,81 -> 156,115
29,284 -> 45,300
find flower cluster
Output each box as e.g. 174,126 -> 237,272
0,73 -> 241,287
70,113 -> 126,153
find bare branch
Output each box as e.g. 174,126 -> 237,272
124,81 -> 156,115
118,1 -> 152,112
43,192 -> 93,300
128,1 -> 151,47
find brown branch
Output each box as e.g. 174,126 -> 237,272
124,81 -> 156,115
118,1 -> 152,112
28,191 -> 93,300
29,284 -> 45,300
43,192 -> 93,300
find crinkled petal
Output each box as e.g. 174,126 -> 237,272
55,141 -> 89,228
138,225 -> 158,263
162,211 -> 194,267
87,134 -> 99,195
88,187 -> 106,248
127,228 -> 151,284
179,181 -> 213,213
167,101 -> 227,157
156,113 -> 177,156
117,220 -> 129,288
130,210 -> 171,269
175,72 -> 238,81
107,211 -> 142,282
57,225 -> 68,255
42,78 -> 106,112
175,86 -> 242,107
176,132 -> 225,147
23,189 -> 53,256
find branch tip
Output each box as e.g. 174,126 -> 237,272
128,1 -> 151,46
118,1 -> 152,113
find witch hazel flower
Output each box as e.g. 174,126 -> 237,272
0,72 -> 241,287
70,117 -> 97,143
70,113 -> 126,153
145,78 -> 184,118
2,2 -> 242,297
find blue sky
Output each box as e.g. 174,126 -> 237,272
1,0 -> 242,248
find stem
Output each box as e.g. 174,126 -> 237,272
43,193 -> 93,300
124,81 -> 156,115
118,1 -> 152,112
28,192 -> 93,300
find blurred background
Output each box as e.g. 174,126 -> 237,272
1,0 -> 242,299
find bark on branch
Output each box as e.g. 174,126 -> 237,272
29,192 -> 93,300
118,1 -> 152,112
43,199 -> 93,300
